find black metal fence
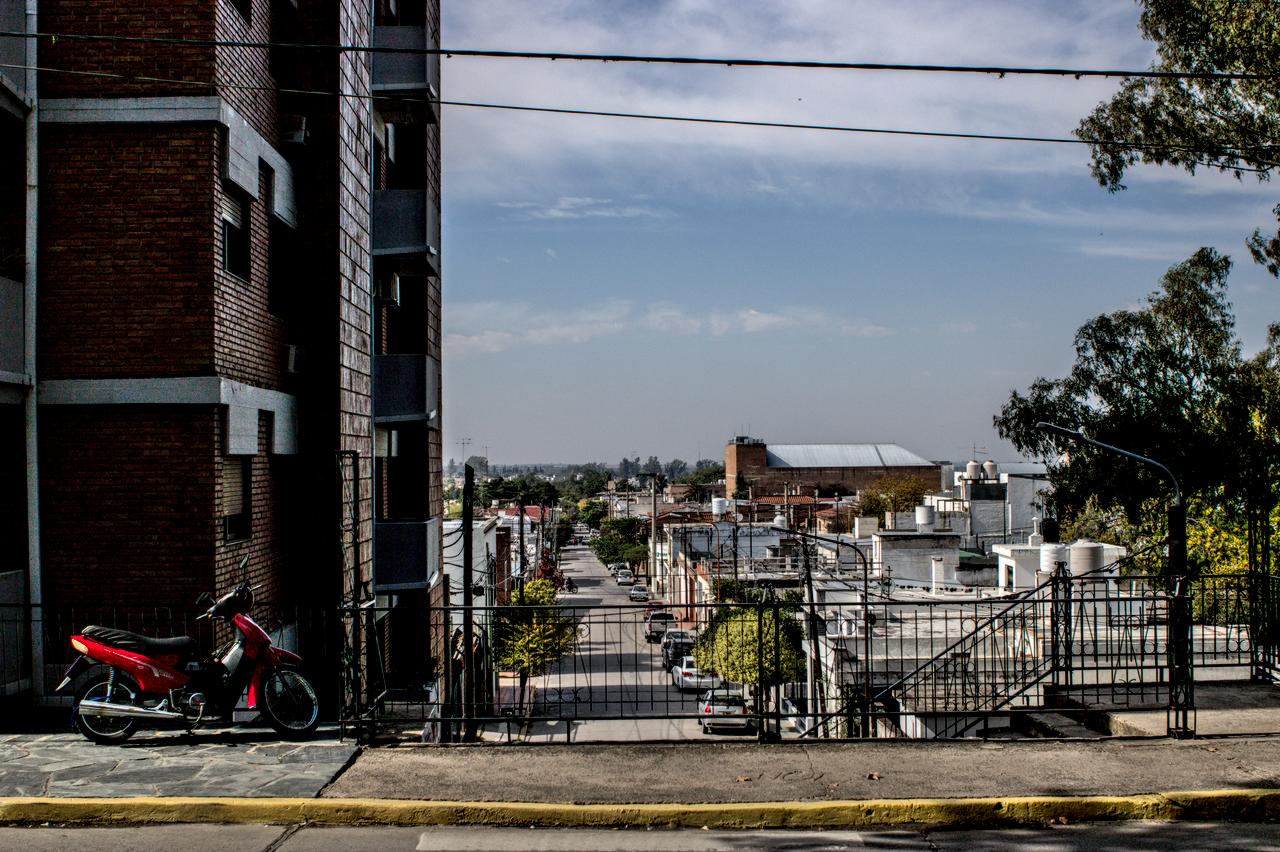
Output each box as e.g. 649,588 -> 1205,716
3,568 -> 1277,742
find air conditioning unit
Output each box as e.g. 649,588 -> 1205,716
378,273 -> 401,308
284,344 -> 303,374
282,114 -> 308,145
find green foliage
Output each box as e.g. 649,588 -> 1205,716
477,474 -> 559,509
693,607 -> 805,688
491,579 -> 577,679
996,250 -> 1241,521
856,474 -> 932,519
1076,0 -> 1280,277
680,464 -> 724,486
996,252 -> 1280,577
601,516 -> 647,544
591,532 -> 647,567
592,514 -> 648,566
577,500 -> 608,529
554,517 -> 573,549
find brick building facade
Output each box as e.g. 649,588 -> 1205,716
724,436 -> 942,500
1,0 -> 443,697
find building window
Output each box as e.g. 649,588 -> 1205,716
222,457 -> 252,542
222,197 -> 251,280
230,0 -> 251,24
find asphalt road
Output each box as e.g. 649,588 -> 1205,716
3,822 -> 1277,851
522,544 -> 740,743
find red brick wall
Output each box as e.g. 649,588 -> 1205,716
215,0 -> 281,147
215,411 -> 285,612
212,156 -> 285,387
337,0 -> 375,596
39,407 -> 219,609
39,124 -> 218,380
39,0 -> 217,100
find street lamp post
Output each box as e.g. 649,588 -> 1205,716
771,525 -> 873,737
1034,422 -> 1194,738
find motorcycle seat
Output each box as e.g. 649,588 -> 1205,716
82,625 -> 199,659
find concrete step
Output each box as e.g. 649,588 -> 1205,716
1025,710 -> 1100,738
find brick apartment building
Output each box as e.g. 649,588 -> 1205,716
0,0 -> 443,697
724,436 -> 942,500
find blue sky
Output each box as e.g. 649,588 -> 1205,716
438,0 -> 1280,467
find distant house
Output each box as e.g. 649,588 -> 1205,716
724,436 -> 943,499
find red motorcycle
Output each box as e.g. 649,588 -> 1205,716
55,565 -> 320,744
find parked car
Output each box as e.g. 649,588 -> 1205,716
661,629 -> 696,666
671,656 -> 720,692
615,568 -> 635,585
629,583 -> 650,602
699,688 -> 753,733
644,611 -> 676,642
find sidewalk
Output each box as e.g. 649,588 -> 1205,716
2,726 -> 1279,828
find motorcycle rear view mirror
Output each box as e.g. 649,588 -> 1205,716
237,554 -> 250,580
196,592 -> 215,607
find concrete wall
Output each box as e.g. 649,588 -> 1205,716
873,533 -> 960,586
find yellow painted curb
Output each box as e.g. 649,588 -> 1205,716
0,790 -> 1277,828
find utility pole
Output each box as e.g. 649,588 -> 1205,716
517,499 -> 526,600
650,475 -> 658,586
461,465 -> 476,741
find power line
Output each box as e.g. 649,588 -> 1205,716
0,29 -> 1275,81
3,60 -> 1275,156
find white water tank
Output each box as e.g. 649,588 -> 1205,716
1069,540 -> 1105,577
1040,543 -> 1069,575
982,460 -> 999,480
773,511 -> 789,529
965,460 -> 982,480
711,497 -> 730,516
915,505 -> 936,533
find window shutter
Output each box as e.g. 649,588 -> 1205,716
223,459 -> 245,516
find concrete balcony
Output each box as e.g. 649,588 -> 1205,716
374,353 -> 439,425
372,189 -> 440,274
372,25 -> 440,124
374,518 -> 440,592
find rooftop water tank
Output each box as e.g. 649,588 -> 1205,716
1069,539 -> 1105,577
711,497 -> 730,516
1039,543 -> 1069,575
773,511 -> 789,529
982,460 -> 999,480
965,460 -> 982,480
915,505 -> 936,533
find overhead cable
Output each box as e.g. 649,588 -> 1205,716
2,60 -> 1274,155
0,29 -> 1274,81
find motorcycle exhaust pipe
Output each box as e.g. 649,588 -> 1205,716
77,699 -> 185,721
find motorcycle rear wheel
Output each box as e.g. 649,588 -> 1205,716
261,668 -> 320,739
74,673 -> 139,744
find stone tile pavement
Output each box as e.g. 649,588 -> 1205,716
0,727 -> 356,798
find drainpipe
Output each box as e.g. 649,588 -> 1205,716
24,0 -> 43,695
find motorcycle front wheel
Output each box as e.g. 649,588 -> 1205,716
74,673 -> 139,744
260,668 -> 320,739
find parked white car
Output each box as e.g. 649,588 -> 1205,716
670,656 -> 719,692
615,568 -> 635,585
699,688 -> 753,733
628,583 -> 650,602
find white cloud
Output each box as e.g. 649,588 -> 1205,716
545,248 -> 558,259
641,302 -> 703,335
446,299 -> 890,353
942,321 -> 979,334
443,1 -> 1151,201
841,321 -> 893,338
708,307 -> 830,336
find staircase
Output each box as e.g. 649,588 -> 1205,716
874,580 -> 1056,739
